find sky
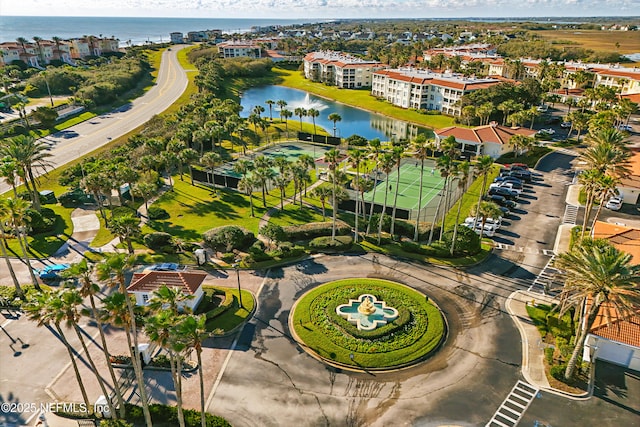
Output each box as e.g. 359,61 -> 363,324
2,0 -> 638,19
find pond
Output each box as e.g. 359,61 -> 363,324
239,85 -> 431,141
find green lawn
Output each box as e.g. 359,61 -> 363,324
275,68 -> 457,130
198,285 -> 254,333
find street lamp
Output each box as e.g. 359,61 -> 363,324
42,71 -> 54,107
233,260 -> 244,309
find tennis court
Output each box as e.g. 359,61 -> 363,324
363,159 -> 445,219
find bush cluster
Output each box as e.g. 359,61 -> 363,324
124,403 -> 231,427
147,205 -> 169,220
143,232 -> 174,252
283,221 -> 351,241
309,235 -> 353,250
202,226 -> 255,252
26,207 -> 57,234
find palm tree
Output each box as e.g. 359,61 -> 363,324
348,149 -> 365,242
238,175 -> 258,217
58,288 -> 115,417
0,199 -> 23,299
297,154 -> 315,197
365,138 -> 382,235
107,214 -> 140,254
273,173 -> 289,210
1,135 -> 53,211
555,239 -> 640,380
161,151 -> 178,191
132,181 -> 157,212
307,108 -> 320,134
312,186 -> 332,221
0,156 -> 20,198
276,100 -> 288,121
97,254 -> 153,427
24,291 -> 91,410
590,174 -> 619,231
252,105 -> 265,120
4,197 -> 40,289
389,145 -> 405,237
265,100 -> 275,121
450,161 -> 471,256
178,148 -> 200,185
62,260 -> 126,418
377,152 -> 396,244
471,201 -> 503,240
201,151 -> 221,187
294,107 -> 307,131
176,314 -> 208,427
412,135 -> 431,241
281,109 -> 293,136
324,148 -> 342,240
472,155 -> 495,233
328,113 -> 342,137
254,167 -> 276,208
578,168 -> 603,240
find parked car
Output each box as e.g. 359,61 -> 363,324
465,216 -> 502,230
605,197 -> 623,211
537,128 -> 555,135
484,194 -> 516,210
490,182 -> 523,195
536,105 -> 549,112
507,170 -> 532,182
37,264 -> 70,280
560,122 -> 572,128
617,124 -> 633,132
488,186 -> 519,200
461,222 -> 496,237
494,176 -> 524,186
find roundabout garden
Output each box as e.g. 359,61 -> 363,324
290,278 -> 446,370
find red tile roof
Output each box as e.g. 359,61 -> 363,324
592,221 -> 640,264
589,301 -> 640,348
127,271 -> 206,295
619,149 -> 640,190
435,124 -> 537,145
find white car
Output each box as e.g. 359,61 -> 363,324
605,197 -> 623,211
537,128 -> 555,135
560,122 -> 572,128
462,222 -> 496,237
490,182 -> 522,195
465,216 -> 502,230
537,105 -> 549,112
617,124 -> 633,132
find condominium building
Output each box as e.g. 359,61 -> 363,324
216,38 -> 278,59
371,68 -> 502,116
303,51 -> 386,89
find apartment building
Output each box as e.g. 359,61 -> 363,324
371,68 -> 502,115
303,51 -> 386,89
216,38 -> 278,59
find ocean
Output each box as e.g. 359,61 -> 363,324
0,16 -> 320,46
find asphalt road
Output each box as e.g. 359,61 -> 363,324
0,44 -> 189,196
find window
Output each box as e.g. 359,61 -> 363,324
142,294 -> 149,304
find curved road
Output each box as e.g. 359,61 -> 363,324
0,44 -> 189,195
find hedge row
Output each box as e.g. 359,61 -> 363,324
283,221 -> 351,241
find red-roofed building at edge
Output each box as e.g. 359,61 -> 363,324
434,123 -> 536,159
303,51 -> 386,89
371,68 -> 504,115
127,270 -> 207,311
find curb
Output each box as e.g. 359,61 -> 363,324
506,290 -> 592,401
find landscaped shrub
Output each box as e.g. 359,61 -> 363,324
26,208 -> 56,233
100,420 -> 134,427
545,347 -> 554,365
147,205 -> 169,220
58,188 -> 94,207
400,241 -> 430,255
260,223 -> 285,245
309,235 -> 353,250
442,226 -> 480,256
220,252 -> 236,263
143,232 -> 174,251
550,363 -> 568,381
367,214 -> 433,240
283,221 -> 351,241
547,310 -> 574,340
202,225 -> 255,252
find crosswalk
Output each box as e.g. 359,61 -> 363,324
486,380 -> 539,427
562,204 -> 578,225
528,256 -> 565,296
493,243 -> 555,256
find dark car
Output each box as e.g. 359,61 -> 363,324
495,176 -> 524,186
488,186 -> 519,200
507,170 -> 532,182
485,194 -> 518,208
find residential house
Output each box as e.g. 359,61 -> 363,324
127,270 -> 207,311
433,123 -> 537,159
615,149 -> 640,204
170,32 -> 184,44
371,68 -> 502,115
303,51 -> 386,89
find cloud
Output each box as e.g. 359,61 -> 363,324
6,0 -> 638,18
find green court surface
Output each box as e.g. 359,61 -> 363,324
214,142 -> 330,178
363,160 -> 444,211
